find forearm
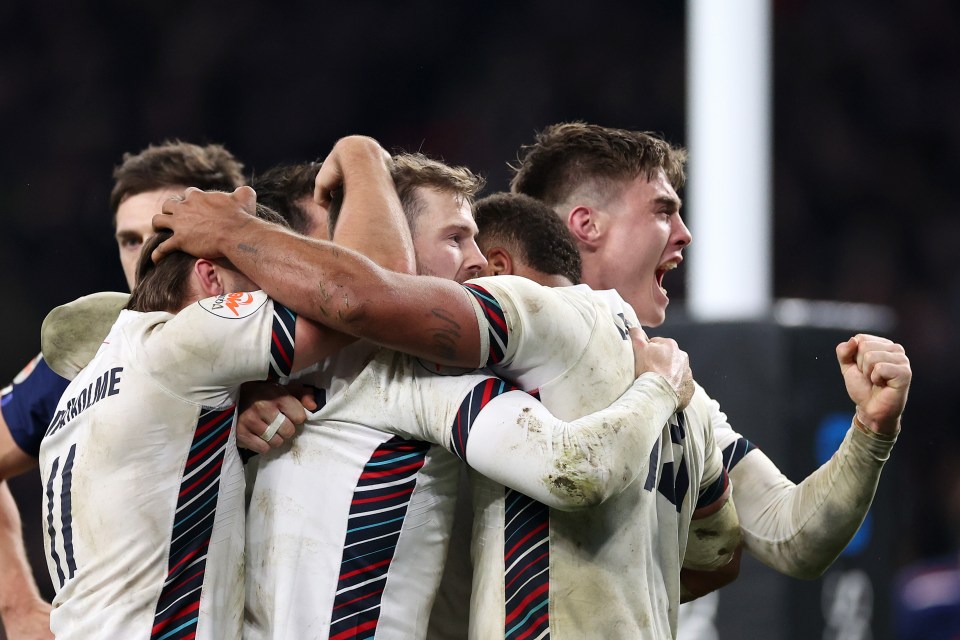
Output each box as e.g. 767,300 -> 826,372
328,139 -> 415,274
0,481 -> 50,634
220,230 -> 483,367
0,411 -> 39,481
218,224 -> 406,337
464,373 -> 679,510
732,423 -> 895,578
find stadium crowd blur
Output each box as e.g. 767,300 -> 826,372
1,0 -> 958,629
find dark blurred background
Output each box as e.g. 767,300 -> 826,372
1,0 -> 957,636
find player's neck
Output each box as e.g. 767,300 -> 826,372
524,271 -> 574,288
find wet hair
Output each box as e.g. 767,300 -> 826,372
110,140 -> 246,215
474,192 -> 582,284
125,202 -> 288,313
510,122 -> 687,209
249,161 -> 321,235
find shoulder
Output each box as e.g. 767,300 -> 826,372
192,290 -> 271,320
463,275 -> 543,308
156,291 -> 276,343
466,276 -> 595,319
584,287 -> 641,328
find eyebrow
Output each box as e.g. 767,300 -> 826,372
655,195 -> 682,211
442,222 -> 479,236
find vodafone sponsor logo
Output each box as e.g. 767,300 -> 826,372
200,290 -> 268,319
218,292 -> 254,316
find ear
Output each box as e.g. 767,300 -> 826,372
193,259 -> 227,298
567,205 -> 604,248
484,247 -> 514,276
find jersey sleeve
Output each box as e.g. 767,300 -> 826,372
684,386 -> 726,502
1,354 -> 69,457
685,388 -> 732,516
133,291 -> 298,401
729,421 -> 895,579
681,388 -> 741,570
438,371 -> 679,511
462,276 -> 596,386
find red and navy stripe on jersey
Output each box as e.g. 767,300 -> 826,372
462,284 -> 508,365
151,406 -> 235,640
447,377 -> 553,637
328,437 -> 431,640
695,469 -> 730,510
504,489 -> 550,639
449,377 -> 517,462
267,303 -> 297,380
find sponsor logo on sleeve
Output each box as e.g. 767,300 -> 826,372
199,290 -> 268,319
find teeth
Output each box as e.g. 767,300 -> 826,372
657,262 -> 677,295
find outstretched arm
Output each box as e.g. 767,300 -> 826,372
726,334 -> 909,578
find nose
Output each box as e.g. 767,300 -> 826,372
463,240 -> 488,275
674,214 -> 692,247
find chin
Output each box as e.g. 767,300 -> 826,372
638,303 -> 667,328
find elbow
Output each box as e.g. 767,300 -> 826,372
745,534 -> 847,580
543,468 -> 617,512
778,558 -> 833,581
795,566 -> 829,581
685,499 -> 743,571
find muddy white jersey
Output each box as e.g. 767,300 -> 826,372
244,327 -> 677,639
39,291 -> 297,640
244,339 -> 466,640
461,276 -> 725,640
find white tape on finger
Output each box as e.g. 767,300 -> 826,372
260,413 -> 286,442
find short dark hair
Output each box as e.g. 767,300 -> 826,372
474,192 -> 582,284
250,161 -> 321,235
126,203 -> 288,313
510,122 -> 687,209
110,140 -> 246,214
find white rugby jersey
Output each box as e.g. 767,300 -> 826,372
39,290 -> 297,640
460,276 -> 726,640
244,323 -> 678,639
244,339 -> 464,640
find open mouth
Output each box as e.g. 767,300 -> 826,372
655,261 -> 678,293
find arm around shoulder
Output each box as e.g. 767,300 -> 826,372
461,372 -> 679,511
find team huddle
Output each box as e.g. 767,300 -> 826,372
0,124 -> 910,639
